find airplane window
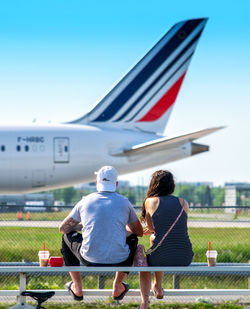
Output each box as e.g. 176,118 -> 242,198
40,145 -> 45,152
25,145 -> 29,152
1,145 -> 5,152
16,145 -> 21,152
64,146 -> 68,152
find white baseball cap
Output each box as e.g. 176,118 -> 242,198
95,166 -> 118,192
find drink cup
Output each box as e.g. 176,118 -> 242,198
38,251 -> 50,267
206,250 -> 217,266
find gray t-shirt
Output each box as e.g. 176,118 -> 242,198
69,191 -> 138,264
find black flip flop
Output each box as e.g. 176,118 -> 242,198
113,282 -> 130,300
65,281 -> 83,301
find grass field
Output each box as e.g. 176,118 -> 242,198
0,302 -> 247,309
0,226 -> 249,263
0,226 -> 249,291
1,210 -> 250,221
0,273 -> 247,290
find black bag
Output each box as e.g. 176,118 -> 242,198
126,234 -> 138,265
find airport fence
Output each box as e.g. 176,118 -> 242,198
0,205 -> 250,305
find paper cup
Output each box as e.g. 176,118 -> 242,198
38,251 -> 50,267
206,250 -> 217,266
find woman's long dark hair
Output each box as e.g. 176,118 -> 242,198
141,170 -> 175,221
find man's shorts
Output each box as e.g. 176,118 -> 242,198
61,232 -> 138,269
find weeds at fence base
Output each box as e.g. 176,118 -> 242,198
0,301 -> 247,309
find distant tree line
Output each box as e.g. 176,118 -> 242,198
51,183 -> 225,207
174,184 -> 225,207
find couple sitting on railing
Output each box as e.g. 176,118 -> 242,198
59,166 -> 193,309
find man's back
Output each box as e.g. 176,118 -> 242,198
70,191 -> 138,263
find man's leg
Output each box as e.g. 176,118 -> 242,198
112,234 -> 138,298
61,233 -> 83,297
69,271 -> 83,296
112,272 -> 127,298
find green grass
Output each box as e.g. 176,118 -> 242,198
0,302 -> 246,309
0,227 -> 62,261
0,272 -> 248,290
0,227 -> 249,290
188,228 -> 250,262
0,227 -> 249,263
139,228 -> 250,263
1,210 -> 249,221
0,211 -> 68,221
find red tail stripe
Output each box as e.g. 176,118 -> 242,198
137,72 -> 186,122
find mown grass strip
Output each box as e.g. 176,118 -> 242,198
0,227 -> 250,263
0,301 -> 246,309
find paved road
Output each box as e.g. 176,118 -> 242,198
1,220 -> 250,228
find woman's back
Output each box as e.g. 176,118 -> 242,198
147,195 -> 193,266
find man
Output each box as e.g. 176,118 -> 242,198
59,166 -> 143,301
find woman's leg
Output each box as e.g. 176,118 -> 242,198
149,234 -> 164,298
138,234 -> 155,307
152,271 -> 164,298
139,271 -> 151,309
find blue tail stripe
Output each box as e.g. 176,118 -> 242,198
92,19 -> 204,122
126,52 -> 194,122
114,30 -> 202,122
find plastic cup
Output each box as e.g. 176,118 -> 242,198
206,250 -> 217,266
38,251 -> 50,267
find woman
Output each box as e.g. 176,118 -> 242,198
139,170 -> 193,309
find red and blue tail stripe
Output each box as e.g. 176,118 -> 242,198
71,18 -> 208,134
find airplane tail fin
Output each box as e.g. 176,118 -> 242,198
70,18 -> 208,134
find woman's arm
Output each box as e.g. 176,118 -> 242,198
143,197 -> 159,235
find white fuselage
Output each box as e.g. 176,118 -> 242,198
0,19 -> 209,194
0,123 -> 192,193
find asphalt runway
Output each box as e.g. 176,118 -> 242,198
0,220 -> 250,228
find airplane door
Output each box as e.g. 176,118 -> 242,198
54,137 -> 70,163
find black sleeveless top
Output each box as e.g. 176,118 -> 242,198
147,195 -> 193,266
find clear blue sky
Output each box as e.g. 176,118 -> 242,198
0,0 -> 249,186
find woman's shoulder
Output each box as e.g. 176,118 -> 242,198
177,197 -> 189,213
145,196 -> 160,215
145,196 -> 159,208
145,196 -> 159,205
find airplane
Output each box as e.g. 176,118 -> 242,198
0,18 -> 222,194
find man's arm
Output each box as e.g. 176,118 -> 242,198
59,215 -> 83,234
127,219 -> 143,237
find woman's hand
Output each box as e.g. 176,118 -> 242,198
143,227 -> 154,235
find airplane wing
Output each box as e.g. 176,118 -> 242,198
112,127 -> 224,157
